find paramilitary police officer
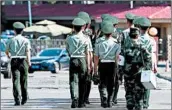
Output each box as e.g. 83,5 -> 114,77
77,11 -> 93,105
122,27 -> 152,110
138,17 -> 152,109
95,14 -> 111,41
66,17 -> 91,108
94,21 -> 120,108
5,22 -> 31,106
103,15 -> 122,105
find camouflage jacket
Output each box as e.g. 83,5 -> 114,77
122,36 -> 152,77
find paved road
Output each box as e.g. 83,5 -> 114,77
1,69 -> 171,109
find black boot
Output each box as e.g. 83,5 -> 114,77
85,99 -> 90,104
14,101 -> 21,106
101,97 -> 107,108
71,99 -> 78,108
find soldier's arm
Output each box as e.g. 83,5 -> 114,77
142,45 -> 152,70
85,41 -> 91,74
65,38 -> 70,56
93,42 -> 99,75
5,40 -> 11,59
26,40 -> 31,66
88,38 -> 93,71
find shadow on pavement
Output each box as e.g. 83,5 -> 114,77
1,98 -> 126,109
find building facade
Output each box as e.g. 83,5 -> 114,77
1,2 -> 171,61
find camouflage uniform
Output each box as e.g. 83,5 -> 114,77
138,17 -> 152,109
123,27 -> 152,110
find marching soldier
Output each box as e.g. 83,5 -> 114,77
77,11 -> 93,105
66,17 -> 90,108
122,26 -> 152,110
120,13 -> 136,81
103,15 -> 123,105
94,21 -> 120,108
138,17 -> 153,109
5,22 -> 31,106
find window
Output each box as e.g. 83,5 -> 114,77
39,49 -> 62,57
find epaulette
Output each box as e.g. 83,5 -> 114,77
95,36 -> 105,44
83,29 -> 93,36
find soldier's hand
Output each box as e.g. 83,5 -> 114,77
92,74 -> 99,85
118,80 -> 122,85
87,67 -> 91,75
26,60 -> 31,67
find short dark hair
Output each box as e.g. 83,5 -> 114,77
73,26 -> 82,32
140,26 -> 149,31
14,28 -> 23,34
105,33 -> 111,37
127,19 -> 133,24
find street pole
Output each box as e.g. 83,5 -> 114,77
28,0 -> 32,26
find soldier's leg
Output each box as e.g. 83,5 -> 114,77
124,76 -> 135,110
99,63 -> 108,108
69,58 -> 79,108
112,76 -> 119,105
11,59 -> 21,105
84,73 -> 92,104
20,59 -> 29,105
143,89 -> 150,109
78,58 -> 87,108
134,74 -> 145,110
107,63 -> 116,107
98,84 -> 103,106
98,67 -> 103,105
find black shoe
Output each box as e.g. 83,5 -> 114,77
78,103 -> 85,108
101,102 -> 107,108
21,99 -> 27,105
71,100 -> 78,108
143,107 -> 148,109
85,99 -> 90,104
14,101 -> 21,106
107,102 -> 112,108
112,101 -> 117,106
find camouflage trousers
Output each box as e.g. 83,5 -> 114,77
124,73 -> 145,110
69,58 -> 87,106
143,89 -> 150,108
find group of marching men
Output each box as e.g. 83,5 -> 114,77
66,11 -> 157,110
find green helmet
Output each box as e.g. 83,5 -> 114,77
72,18 -> 86,26
133,16 -> 142,27
103,16 -> 119,25
13,22 -> 25,29
101,14 -> 111,20
101,21 -> 114,34
138,17 -> 151,27
77,11 -> 91,24
125,13 -> 135,20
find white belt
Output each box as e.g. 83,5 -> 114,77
11,56 -> 27,58
70,55 -> 85,58
101,59 -> 115,63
